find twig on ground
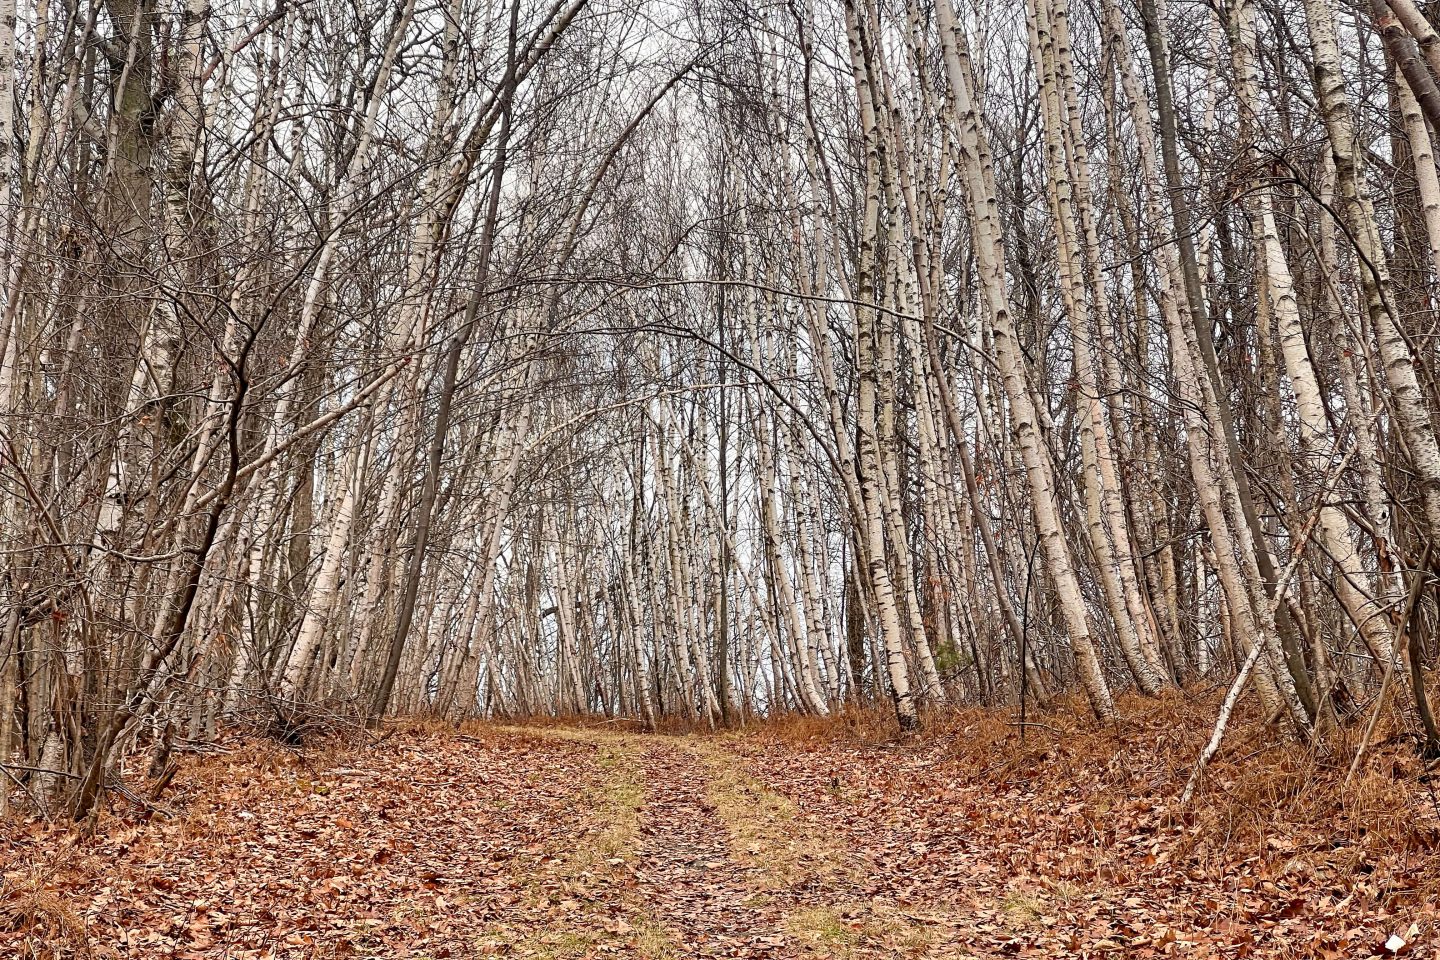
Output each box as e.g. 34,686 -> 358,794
1007,721 -> 1062,735
1346,543 -> 1433,786
1181,448 -> 1353,808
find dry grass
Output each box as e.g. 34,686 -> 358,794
576,738 -> 645,869
468,725 -> 677,959
745,688 -> 1440,902
488,724 -> 647,869
487,722 -> 647,870
688,735 -> 940,956
731,702 -> 910,744
0,872 -> 94,960
688,736 -> 847,891
783,905 -> 863,955
781,901 -> 942,959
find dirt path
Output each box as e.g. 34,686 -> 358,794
628,741 -> 791,957
509,729 -> 931,959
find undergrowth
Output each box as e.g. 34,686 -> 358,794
736,688 -> 1440,908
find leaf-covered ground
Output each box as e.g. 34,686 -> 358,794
3,699 -> 1438,958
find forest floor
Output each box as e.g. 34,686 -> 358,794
2,694 -> 1440,959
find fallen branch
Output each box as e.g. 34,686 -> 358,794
1181,643 -> 1264,806
1007,721 -> 1062,735
1346,543 -> 1433,786
1181,448 -> 1353,807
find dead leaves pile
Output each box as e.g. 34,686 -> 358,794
723,700 -> 1440,959
1,730 -> 608,958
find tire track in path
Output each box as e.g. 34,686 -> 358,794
629,739 -> 794,957
499,727 -> 933,958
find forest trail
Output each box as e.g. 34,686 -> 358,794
627,740 -> 791,954
478,727 -> 890,958
2,719 -> 1437,958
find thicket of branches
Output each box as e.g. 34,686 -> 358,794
4,0 -> 1440,816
